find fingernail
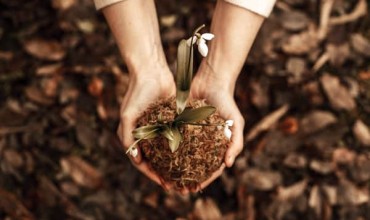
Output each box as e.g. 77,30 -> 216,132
130,147 -> 138,157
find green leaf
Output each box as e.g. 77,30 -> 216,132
132,125 -> 162,139
168,126 -> 182,153
174,106 -> 216,123
176,39 -> 194,114
161,125 -> 174,141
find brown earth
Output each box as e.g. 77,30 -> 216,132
137,98 -> 228,190
1,0 -> 370,219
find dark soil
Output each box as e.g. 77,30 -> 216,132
138,98 -> 228,189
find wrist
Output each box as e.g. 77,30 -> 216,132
129,60 -> 174,91
196,60 -> 237,94
125,47 -> 169,76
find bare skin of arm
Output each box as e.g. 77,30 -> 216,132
102,0 -> 266,193
102,0 -> 175,190
191,0 -> 265,191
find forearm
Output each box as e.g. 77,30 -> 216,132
199,0 -> 265,93
102,0 -> 167,76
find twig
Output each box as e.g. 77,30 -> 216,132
312,52 -> 330,73
318,0 -> 335,40
275,1 -> 292,12
329,0 -> 367,25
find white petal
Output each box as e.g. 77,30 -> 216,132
201,33 -> 214,41
186,36 -> 197,46
129,147 -> 138,157
197,38 -> 205,45
226,120 -> 234,127
224,127 -> 232,140
198,42 -> 208,57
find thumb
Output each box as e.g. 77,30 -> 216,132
120,113 -> 143,164
225,116 -> 245,167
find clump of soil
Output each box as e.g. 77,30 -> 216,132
137,97 -> 229,189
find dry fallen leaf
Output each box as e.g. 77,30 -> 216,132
36,63 -> 63,76
60,181 -> 80,197
321,184 -> 337,205
310,160 -> 334,175
353,120 -> 370,146
25,85 -> 54,106
320,73 -> 356,111
350,33 -> 370,57
192,198 -> 222,220
282,25 -> 319,55
308,185 -> 322,218
337,179 -> 369,205
40,76 -> 61,97
24,38 -> 66,61
348,154 -> 370,183
162,27 -> 186,43
283,153 -> 307,169
246,104 -> 289,142
143,192 -> 159,209
76,20 -> 95,34
4,149 -> 24,168
300,110 -> 337,135
60,156 -> 102,189
332,147 -> 356,165
277,179 -> 307,202
326,43 -> 350,66
0,50 -> 14,60
250,79 -> 269,109
302,81 -> 324,106
280,11 -> 309,31
286,57 -> 306,84
358,70 -> 370,80
242,168 -> 282,191
160,14 -> 177,28
76,123 -> 98,149
52,0 -> 76,10
0,188 -> 34,220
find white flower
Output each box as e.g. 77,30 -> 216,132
127,147 -> 138,158
224,127 -> 232,140
225,120 -> 234,127
186,33 -> 214,57
224,119 -> 233,140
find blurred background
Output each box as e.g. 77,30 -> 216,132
0,0 -> 370,219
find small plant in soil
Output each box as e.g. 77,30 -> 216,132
126,25 -> 232,190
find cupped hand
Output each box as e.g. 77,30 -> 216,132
189,72 -> 245,192
116,64 -> 176,190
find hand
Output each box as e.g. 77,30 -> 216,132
116,64 -> 176,190
189,69 -> 245,192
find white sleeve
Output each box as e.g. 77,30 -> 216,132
94,0 -> 127,10
94,0 -> 276,17
224,0 -> 276,17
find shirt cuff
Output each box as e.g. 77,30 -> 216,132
224,0 -> 276,17
94,0 -> 126,10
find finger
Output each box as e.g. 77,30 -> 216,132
180,187 -> 190,195
121,112 -> 143,164
225,117 -> 245,167
191,163 -> 226,193
134,161 -> 163,186
136,162 -> 175,191
119,124 -> 170,189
